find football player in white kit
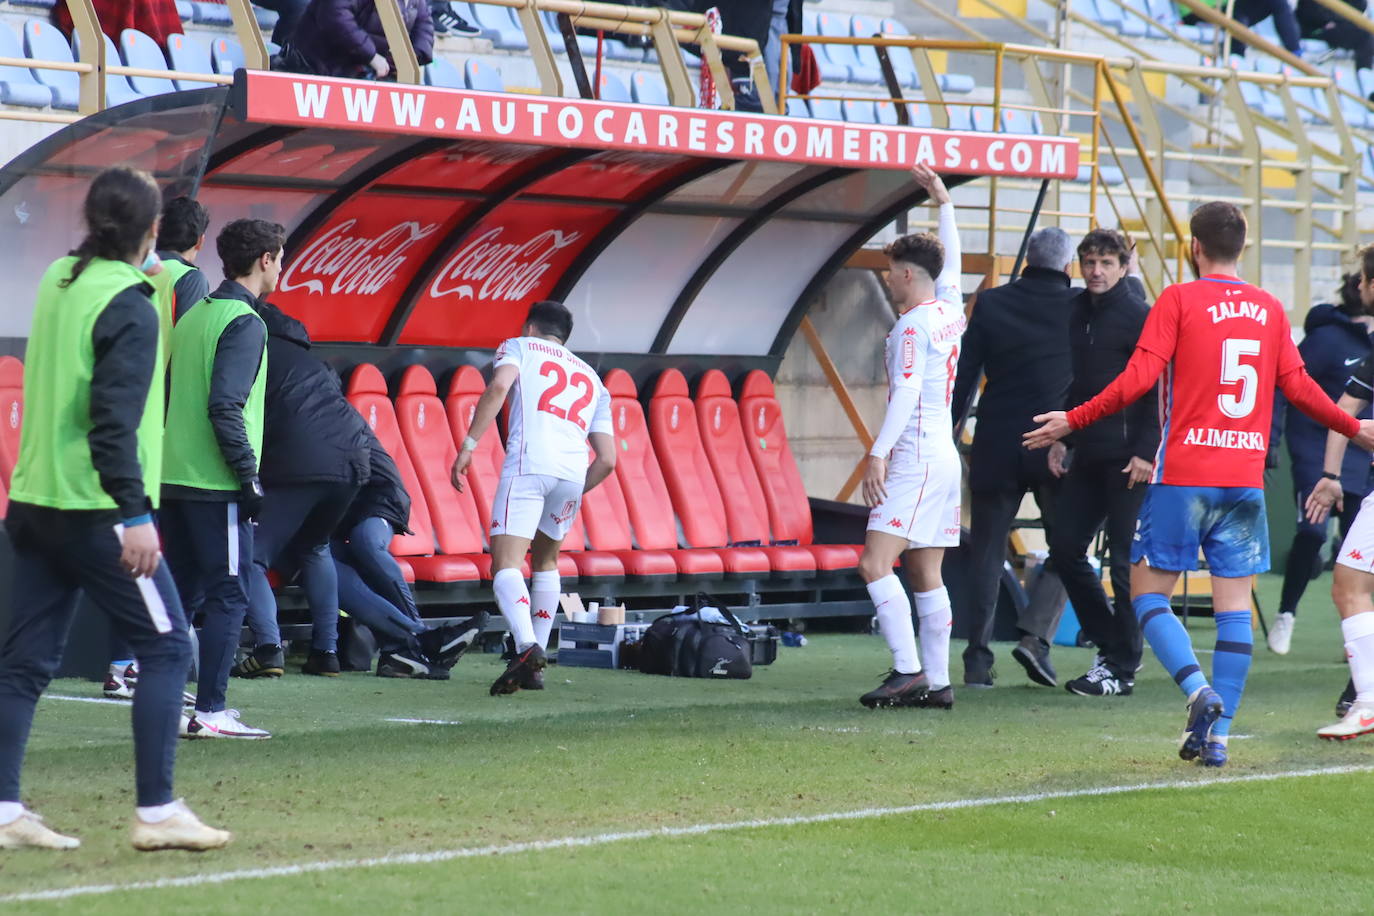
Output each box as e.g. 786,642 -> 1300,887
858,164 -> 966,710
451,301 -> 617,696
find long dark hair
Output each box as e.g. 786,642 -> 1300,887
61,167 -> 161,288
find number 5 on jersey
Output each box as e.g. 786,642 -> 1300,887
1218,338 -> 1260,419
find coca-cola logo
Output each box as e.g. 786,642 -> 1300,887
279,218 -> 439,297
429,227 -> 582,302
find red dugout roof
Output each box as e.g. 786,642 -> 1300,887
0,73 -> 1080,358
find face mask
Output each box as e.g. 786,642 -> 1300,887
141,250 -> 160,274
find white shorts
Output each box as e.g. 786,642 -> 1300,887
490,474 -> 583,542
865,457 -> 962,549
1336,490 -> 1374,573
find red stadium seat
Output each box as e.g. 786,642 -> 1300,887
445,365 -> 505,535
397,365 -> 576,581
733,370 -> 861,571
649,370 -> 812,578
602,369 -> 725,579
580,461 -> 679,579
346,364 -> 477,584
0,355 -> 23,486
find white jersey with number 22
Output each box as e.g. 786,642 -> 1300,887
494,336 -> 612,483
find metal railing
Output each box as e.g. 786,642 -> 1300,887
792,26 -> 1361,303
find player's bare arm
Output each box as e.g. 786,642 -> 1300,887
451,363 -> 519,492
1306,392 -> 1370,524
584,431 -> 616,493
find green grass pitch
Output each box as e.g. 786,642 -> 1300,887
3,571 -> 1373,914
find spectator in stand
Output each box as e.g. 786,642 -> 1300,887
290,430 -> 488,679
950,228 -> 1078,690
1268,263 -> 1374,656
430,1 -> 481,37
55,0 -> 183,46
294,0 -> 435,80
233,300 -> 370,679
1296,0 -> 1374,69
1209,0 -> 1305,58
252,0 -> 311,49
660,0 -> 774,111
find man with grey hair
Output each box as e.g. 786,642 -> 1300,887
950,226 -> 1077,689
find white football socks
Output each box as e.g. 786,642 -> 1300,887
0,801 -> 23,825
1341,611 -> 1374,704
492,568 -> 537,651
914,586 -> 953,689
868,574 -> 920,675
136,800 -> 180,824
530,570 -> 560,649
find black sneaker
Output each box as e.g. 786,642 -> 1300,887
432,2 -> 481,36
418,612 -> 488,669
376,649 -> 431,679
914,684 -> 953,710
1011,636 -> 1057,687
859,669 -> 930,708
963,664 -> 995,689
490,644 -> 547,696
1065,660 -> 1134,697
1337,677 -> 1357,718
302,650 -> 341,677
230,644 -> 284,679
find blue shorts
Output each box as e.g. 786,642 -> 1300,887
1131,485 -> 1269,578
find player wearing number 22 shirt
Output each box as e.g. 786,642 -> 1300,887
450,301 -> 616,698
1028,203 -> 1367,769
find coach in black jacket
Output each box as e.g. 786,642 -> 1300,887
951,227 -> 1077,688
1048,229 -> 1158,697
239,299 -> 372,677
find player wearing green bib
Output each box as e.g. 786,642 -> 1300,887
162,218 -> 275,741
0,168 -> 230,852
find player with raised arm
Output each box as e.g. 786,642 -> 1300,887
857,164 -> 965,710
1025,202 -> 1374,767
451,300 -> 616,697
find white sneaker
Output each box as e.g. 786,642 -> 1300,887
103,672 -> 135,700
0,810 -> 80,850
1317,702 -> 1374,741
131,800 -> 232,851
1267,611 -> 1296,655
185,709 -> 271,740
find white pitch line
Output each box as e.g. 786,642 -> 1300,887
384,718 -> 464,726
4,763 -> 1373,905
42,694 -> 128,706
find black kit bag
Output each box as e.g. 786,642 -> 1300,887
639,593 -> 753,679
